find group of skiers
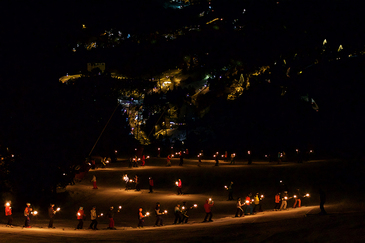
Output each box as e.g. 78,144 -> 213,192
4,202 -> 60,229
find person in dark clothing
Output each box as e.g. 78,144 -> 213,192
181,202 -> 194,223
149,177 -> 154,193
214,154 -> 219,166
319,189 -> 327,215
48,204 -> 56,228
173,203 -> 182,224
179,151 -> 184,166
247,151 -> 252,165
107,207 -> 116,229
154,202 -> 165,226
226,181 -> 234,200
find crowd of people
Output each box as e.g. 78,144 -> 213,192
2,155 -> 325,230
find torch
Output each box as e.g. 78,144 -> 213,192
5,202 -> 10,207
224,185 -> 228,189
164,210 -> 168,214
56,207 -> 61,212
175,181 -> 178,186
194,204 -> 198,208
182,206 -> 185,210
100,213 -> 104,217
261,195 -> 264,198
305,193 -> 310,197
32,211 -> 38,216
284,196 -> 288,200
145,212 -> 150,217
294,195 -> 297,198
147,156 -> 150,159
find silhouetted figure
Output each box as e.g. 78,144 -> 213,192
179,151 -> 184,166
227,181 -> 234,200
215,156 -> 219,166
149,177 -> 154,193
248,152 -> 252,165
319,189 -> 327,215
154,203 -> 164,226
173,204 -> 182,224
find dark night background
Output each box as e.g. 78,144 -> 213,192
1,0 -> 365,202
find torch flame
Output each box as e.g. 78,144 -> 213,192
246,200 -> 250,204
5,202 -> 10,207
119,206 -> 122,209
101,213 -> 103,216
194,204 -> 197,207
78,212 -> 81,216
294,195 -> 297,198
209,198 -> 212,201
306,193 -> 310,197
164,210 -> 167,214
261,195 -> 264,198
33,211 -> 38,215
57,208 -> 61,211
146,212 -> 150,216
284,197 -> 288,200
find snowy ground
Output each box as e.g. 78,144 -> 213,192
1,158 -> 365,242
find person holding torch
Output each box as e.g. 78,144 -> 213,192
107,206 -> 117,229
203,198 -> 214,222
48,203 -> 58,228
154,202 -> 165,226
244,193 -> 254,215
280,191 -> 289,210
226,181 -> 234,201
89,206 -> 99,230
24,203 -> 32,228
253,193 -> 263,212
138,207 -> 149,228
235,198 -> 244,217
181,201 -> 196,224
76,207 -> 85,229
177,179 -> 183,195
5,201 -> 13,227
293,189 -> 302,208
